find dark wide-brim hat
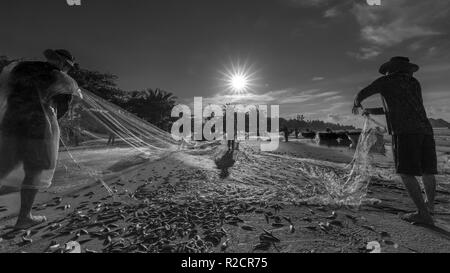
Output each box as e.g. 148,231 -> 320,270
379,56 -> 419,75
43,49 -> 76,68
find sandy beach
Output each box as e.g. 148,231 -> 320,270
1,138 -> 449,253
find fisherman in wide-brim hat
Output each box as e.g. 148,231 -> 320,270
0,49 -> 81,229
352,56 -> 437,226
44,49 -> 77,70
378,56 -> 419,75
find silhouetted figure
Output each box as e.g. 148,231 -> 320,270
68,127 -> 80,146
353,56 -> 436,225
227,124 -> 238,151
0,49 -> 81,229
107,133 -> 116,146
282,126 -> 289,142
215,150 -> 235,179
294,128 -> 300,139
227,139 -> 233,150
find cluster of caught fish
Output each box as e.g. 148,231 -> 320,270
13,179 -> 265,253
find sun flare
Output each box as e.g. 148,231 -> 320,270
230,74 -> 248,92
220,60 -> 258,95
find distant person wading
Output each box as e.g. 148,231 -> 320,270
353,56 -> 437,226
0,49 -> 82,229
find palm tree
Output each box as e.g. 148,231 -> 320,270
124,88 -> 177,130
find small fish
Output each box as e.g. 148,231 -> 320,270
108,224 -> 119,229
22,236 -> 33,244
42,232 -> 56,239
345,214 -> 357,221
362,225 -> 376,232
104,236 -> 112,246
289,225 -> 295,233
253,242 -> 271,251
79,229 -> 89,235
326,211 -> 337,220
221,240 -> 230,252
49,243 -> 60,251
259,233 -> 280,243
318,222 -> 331,231
241,225 -> 255,231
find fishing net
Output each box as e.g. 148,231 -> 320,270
0,61 -> 186,196
303,116 -> 385,207
1,60 -> 387,211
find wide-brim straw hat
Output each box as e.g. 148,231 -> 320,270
43,49 -> 76,68
379,56 -> 419,75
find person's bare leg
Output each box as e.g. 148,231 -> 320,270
422,174 -> 436,213
0,152 -> 20,196
399,174 -> 433,225
15,169 -> 47,229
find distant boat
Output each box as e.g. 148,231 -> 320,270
301,131 -> 316,139
316,130 -> 359,147
316,131 -> 339,146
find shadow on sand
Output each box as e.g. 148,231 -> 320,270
214,150 -> 236,179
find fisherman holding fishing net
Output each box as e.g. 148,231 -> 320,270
0,49 -> 82,229
353,56 -> 437,226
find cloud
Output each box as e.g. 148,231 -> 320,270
324,7 -> 340,18
349,0 -> 448,58
312,76 -> 325,81
327,113 -> 343,123
348,47 -> 381,60
360,23 -> 439,47
324,95 -> 343,102
278,90 -> 340,104
188,88 -> 343,114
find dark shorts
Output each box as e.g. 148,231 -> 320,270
0,135 -> 58,173
392,134 -> 438,176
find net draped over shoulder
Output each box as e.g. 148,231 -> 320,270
0,61 -> 80,190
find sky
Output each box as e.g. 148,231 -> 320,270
1,0 -> 450,127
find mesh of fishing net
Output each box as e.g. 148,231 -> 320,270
301,117 -> 385,207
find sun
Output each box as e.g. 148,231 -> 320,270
230,74 -> 248,92
220,60 -> 258,95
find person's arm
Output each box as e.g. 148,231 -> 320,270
352,77 -> 385,114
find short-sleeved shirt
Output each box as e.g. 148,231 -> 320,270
355,73 -> 433,135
